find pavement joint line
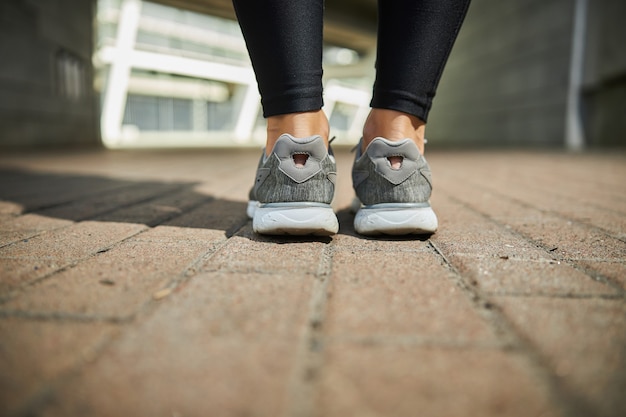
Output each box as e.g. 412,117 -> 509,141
132,218 -> 251,309
481,291 -> 624,299
200,266 -> 318,276
427,241 -> 517,349
572,263 -> 626,294
0,221 -> 78,251
0,309 -> 132,324
450,252 -> 613,264
0,225 -> 150,306
0,227 -> 70,250
450,253 -> 626,265
325,335 -> 508,350
147,225 -> 245,292
285,240 -> 336,417
442,191 -> 625,294
429,239 -> 601,417
560,257 -> 626,262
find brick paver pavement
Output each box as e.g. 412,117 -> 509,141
0,148 -> 624,417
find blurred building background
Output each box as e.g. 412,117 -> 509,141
94,0 -> 371,148
0,0 -> 624,149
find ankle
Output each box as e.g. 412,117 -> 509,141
266,111 -> 329,156
362,109 -> 426,154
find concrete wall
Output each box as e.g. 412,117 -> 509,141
427,0 -> 576,147
0,0 -> 99,148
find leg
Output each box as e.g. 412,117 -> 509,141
233,0 -> 338,235
353,0 -> 471,235
364,0 -> 471,154
232,0 -> 328,155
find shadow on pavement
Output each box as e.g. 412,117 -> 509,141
0,168 -> 436,243
0,168 -> 249,237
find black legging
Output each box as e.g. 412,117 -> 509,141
232,0 -> 471,122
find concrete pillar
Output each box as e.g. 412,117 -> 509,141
100,0 -> 142,146
581,0 -> 626,147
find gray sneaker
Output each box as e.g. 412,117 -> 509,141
247,133 -> 339,236
351,137 -> 438,235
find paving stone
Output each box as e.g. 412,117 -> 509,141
434,184 -> 626,289
201,228 -> 328,275
434,153 -> 626,235
432,195 -> 613,295
135,224 -> 227,242
163,198 -> 249,236
0,214 -> 73,247
0,222 -> 146,293
431,194 -> 544,259
3,238 -> 209,318
0,230 -> 34,248
37,271 -> 313,417
495,297 -> 626,417
504,213 -> 625,261
431,152 -> 626,213
436,177 -> 626,261
433,222 -> 547,260
0,221 -> 146,261
0,318 -> 117,416
0,258 -> 66,295
448,254 -> 614,295
318,344 -> 560,417
326,249 -> 496,344
94,187 -> 210,226
35,183 -> 181,222
506,191 -> 625,241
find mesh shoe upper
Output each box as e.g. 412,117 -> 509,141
251,134 -> 336,205
352,137 -> 433,206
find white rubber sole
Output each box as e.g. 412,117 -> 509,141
247,200 -> 259,219
354,204 -> 438,236
252,203 -> 339,236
